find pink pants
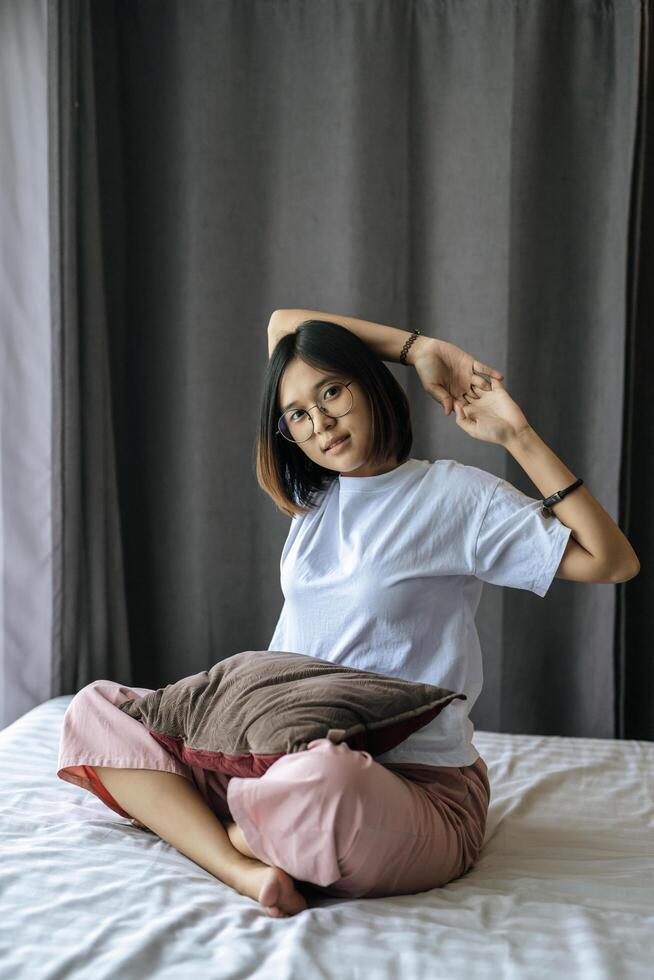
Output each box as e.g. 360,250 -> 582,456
57,680 -> 490,900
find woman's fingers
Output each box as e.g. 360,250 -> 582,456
472,368 -> 493,387
468,364 -> 502,397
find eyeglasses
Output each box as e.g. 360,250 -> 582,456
276,380 -> 355,443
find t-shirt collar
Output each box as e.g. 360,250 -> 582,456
338,458 -> 417,492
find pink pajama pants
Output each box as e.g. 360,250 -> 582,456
57,680 -> 491,900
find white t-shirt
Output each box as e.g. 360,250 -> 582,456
267,457 -> 573,767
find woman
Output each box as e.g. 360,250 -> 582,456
57,310 -> 639,919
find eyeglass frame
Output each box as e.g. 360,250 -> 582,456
275,379 -> 355,444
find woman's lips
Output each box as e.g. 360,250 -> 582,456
325,435 -> 350,453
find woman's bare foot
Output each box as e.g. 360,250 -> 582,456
242,864 -> 309,918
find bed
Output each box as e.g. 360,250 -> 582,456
1,695 -> 653,979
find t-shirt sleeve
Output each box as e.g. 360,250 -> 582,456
474,476 -> 573,597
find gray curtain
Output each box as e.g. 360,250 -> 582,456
0,0 -> 51,729
48,0 -> 651,744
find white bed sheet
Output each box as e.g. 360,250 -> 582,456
1,695 -> 653,979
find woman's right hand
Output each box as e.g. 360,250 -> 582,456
411,337 -> 505,418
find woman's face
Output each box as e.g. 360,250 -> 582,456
277,359 -> 399,477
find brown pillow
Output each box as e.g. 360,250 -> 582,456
118,650 -> 466,778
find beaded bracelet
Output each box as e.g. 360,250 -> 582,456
399,328 -> 421,365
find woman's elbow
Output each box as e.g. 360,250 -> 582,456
611,558 -> 640,583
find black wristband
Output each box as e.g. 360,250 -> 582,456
541,478 -> 584,518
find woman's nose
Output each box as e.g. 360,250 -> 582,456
309,406 -> 334,434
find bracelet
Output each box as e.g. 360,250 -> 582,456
541,478 -> 584,518
399,329 -> 421,365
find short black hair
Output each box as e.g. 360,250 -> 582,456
255,319 -> 413,517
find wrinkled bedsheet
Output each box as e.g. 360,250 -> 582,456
1,695 -> 653,979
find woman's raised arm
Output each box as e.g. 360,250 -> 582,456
268,308 -> 431,365
267,308 -> 505,416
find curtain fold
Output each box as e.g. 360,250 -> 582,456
39,0 -> 651,743
49,0 -> 131,698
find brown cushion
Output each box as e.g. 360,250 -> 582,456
118,650 -> 466,778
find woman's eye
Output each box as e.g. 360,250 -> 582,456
288,385 -> 341,421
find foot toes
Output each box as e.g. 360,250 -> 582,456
267,904 -> 291,919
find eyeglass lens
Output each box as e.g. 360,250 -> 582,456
279,382 -> 352,443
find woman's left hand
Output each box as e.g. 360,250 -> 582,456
452,377 -> 531,447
